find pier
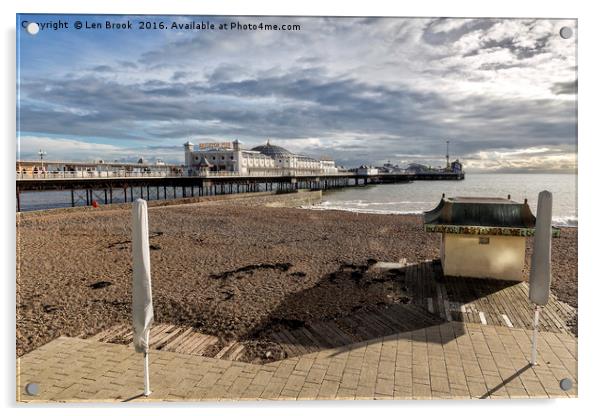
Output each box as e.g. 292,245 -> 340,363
15,171 -> 464,212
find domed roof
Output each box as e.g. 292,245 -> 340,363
251,140 -> 293,158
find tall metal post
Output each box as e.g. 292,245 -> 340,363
531,305 -> 541,365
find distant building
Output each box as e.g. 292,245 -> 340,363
184,139 -> 338,176
357,165 -> 379,175
450,159 -> 463,173
405,163 -> 431,174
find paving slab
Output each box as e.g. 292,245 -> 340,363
17,322 -> 577,402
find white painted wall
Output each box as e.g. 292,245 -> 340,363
441,233 -> 526,281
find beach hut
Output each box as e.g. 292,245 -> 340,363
424,195 -> 559,281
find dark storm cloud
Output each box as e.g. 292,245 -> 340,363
171,71 -> 190,81
92,65 -> 113,72
551,80 -> 577,95
422,18 -> 498,46
117,60 -> 138,69
479,34 -> 551,60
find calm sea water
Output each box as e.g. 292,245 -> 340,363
17,173 -> 578,226
315,173 -> 577,227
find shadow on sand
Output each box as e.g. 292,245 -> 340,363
240,259 -> 520,359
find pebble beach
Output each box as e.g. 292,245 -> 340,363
16,196 -> 578,357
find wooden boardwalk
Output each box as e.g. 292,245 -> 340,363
84,260 -> 576,363
399,260 -> 576,334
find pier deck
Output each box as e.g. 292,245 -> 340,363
15,171 -> 464,212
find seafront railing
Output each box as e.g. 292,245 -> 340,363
16,171 -> 174,180
16,170 -> 352,180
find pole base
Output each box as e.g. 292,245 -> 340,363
143,390 -> 152,397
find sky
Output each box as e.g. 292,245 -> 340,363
16,15 -> 577,172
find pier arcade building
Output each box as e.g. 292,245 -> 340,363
184,140 -> 337,176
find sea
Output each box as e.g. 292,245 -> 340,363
313,173 -> 577,227
17,173 -> 578,227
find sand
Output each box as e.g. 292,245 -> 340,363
16,200 -> 578,357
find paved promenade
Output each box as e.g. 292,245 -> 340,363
17,321 -> 576,402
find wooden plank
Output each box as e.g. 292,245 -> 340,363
288,328 -> 320,353
154,327 -> 188,350
427,298 -> 434,314
171,332 -> 201,354
147,324 -> 173,345
373,307 -> 412,332
177,333 -> 214,354
368,309 -> 403,334
162,327 -> 195,351
87,326 -> 117,342
387,304 -> 437,330
279,329 -> 309,355
483,283 -> 506,327
191,334 -> 219,355
496,283 -> 523,330
479,311 -> 488,325
337,317 -> 369,342
224,343 -> 246,361
362,310 -> 397,334
299,326 -> 329,348
270,331 -> 298,357
501,314 -> 513,328
214,341 -> 237,359
149,325 -> 178,348
443,299 -> 452,322
105,324 -> 128,342
312,321 -> 349,346
354,312 -> 389,338
329,317 -> 372,342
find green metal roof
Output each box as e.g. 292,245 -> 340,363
423,196 -> 560,236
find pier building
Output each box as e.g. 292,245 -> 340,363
184,140 -> 338,176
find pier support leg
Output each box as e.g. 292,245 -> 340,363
163,186 -> 167,200
16,189 -> 21,212
124,187 -> 127,203
86,189 -> 90,206
109,187 -> 113,204
104,189 -> 108,205
130,187 -> 134,202
71,189 -> 75,207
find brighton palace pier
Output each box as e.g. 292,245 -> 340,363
16,140 -> 464,211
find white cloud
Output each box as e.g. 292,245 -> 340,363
17,135 -> 183,163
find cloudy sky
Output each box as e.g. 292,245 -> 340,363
17,15 -> 577,172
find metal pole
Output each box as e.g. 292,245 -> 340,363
143,351 -> 151,396
530,305 -> 541,366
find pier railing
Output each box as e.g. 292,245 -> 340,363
16,170 -> 352,180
